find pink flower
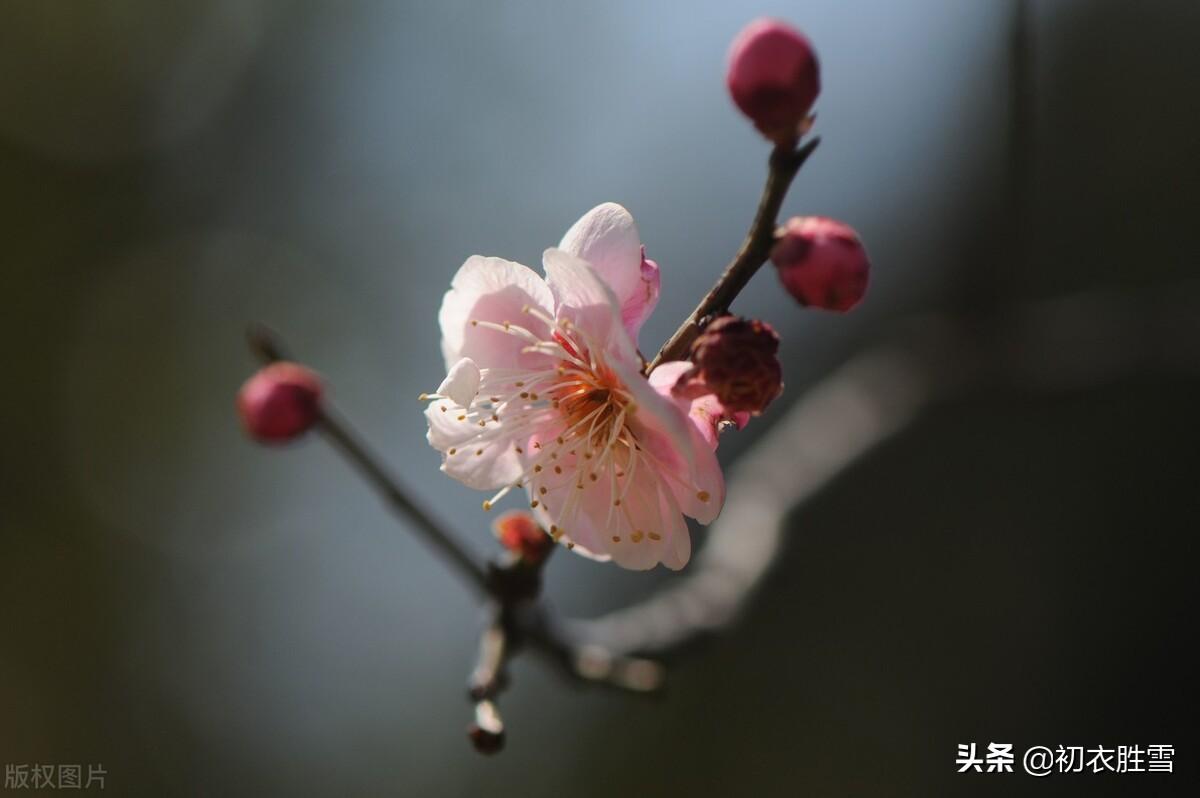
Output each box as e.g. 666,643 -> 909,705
423,203 -> 723,570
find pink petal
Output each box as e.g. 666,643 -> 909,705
558,203 -> 661,341
614,358 -> 725,526
623,250 -> 661,339
438,255 -> 556,371
648,360 -> 750,450
528,453 -> 681,570
542,248 -> 639,367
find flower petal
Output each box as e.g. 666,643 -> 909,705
438,255 -> 556,371
437,358 -> 481,407
542,248 -> 639,367
624,251 -> 661,339
648,360 -> 750,450
615,358 -> 725,525
425,398 -> 524,490
558,203 -> 661,341
527,446 -> 682,570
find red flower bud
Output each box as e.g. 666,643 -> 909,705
237,362 -> 324,443
674,316 -> 782,415
771,216 -> 870,312
727,18 -> 820,143
492,510 -> 552,564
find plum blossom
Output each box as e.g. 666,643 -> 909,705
423,203 -> 724,570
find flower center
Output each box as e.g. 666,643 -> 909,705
425,305 -> 669,547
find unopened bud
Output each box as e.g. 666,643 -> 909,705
727,18 -> 820,143
771,216 -> 870,312
492,510 -> 552,564
237,362 -> 324,443
674,316 -> 782,415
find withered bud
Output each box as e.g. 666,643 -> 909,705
673,316 -> 783,415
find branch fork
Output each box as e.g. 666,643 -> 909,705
244,131 -> 821,752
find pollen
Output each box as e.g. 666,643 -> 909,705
481,501 -> 492,511
648,532 -> 662,541
697,490 -> 711,502
448,448 -> 457,455
631,531 -> 644,543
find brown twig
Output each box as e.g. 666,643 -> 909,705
647,137 -> 820,372
246,324 -> 492,596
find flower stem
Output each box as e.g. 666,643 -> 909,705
647,137 -> 820,372
246,324 -> 492,595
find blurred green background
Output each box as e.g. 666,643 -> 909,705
2,1 -> 1196,795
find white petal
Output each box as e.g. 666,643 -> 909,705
437,358 -> 480,407
438,255 -> 556,371
425,399 -> 523,490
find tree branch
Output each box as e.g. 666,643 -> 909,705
246,324 -> 492,596
647,137 -> 820,372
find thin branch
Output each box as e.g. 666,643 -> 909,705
647,137 -> 820,371
246,324 -> 492,596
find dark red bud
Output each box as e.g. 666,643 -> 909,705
237,362 -> 324,443
674,316 -> 783,415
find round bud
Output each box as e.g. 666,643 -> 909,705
726,18 -> 820,142
674,316 -> 783,415
237,362 -> 324,443
771,216 -> 870,312
492,510 -> 552,564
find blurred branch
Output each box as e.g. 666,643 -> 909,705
245,324 -> 492,596
566,280 -> 1200,656
648,136 -> 820,371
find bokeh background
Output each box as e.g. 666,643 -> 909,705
2,1 -> 1196,795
